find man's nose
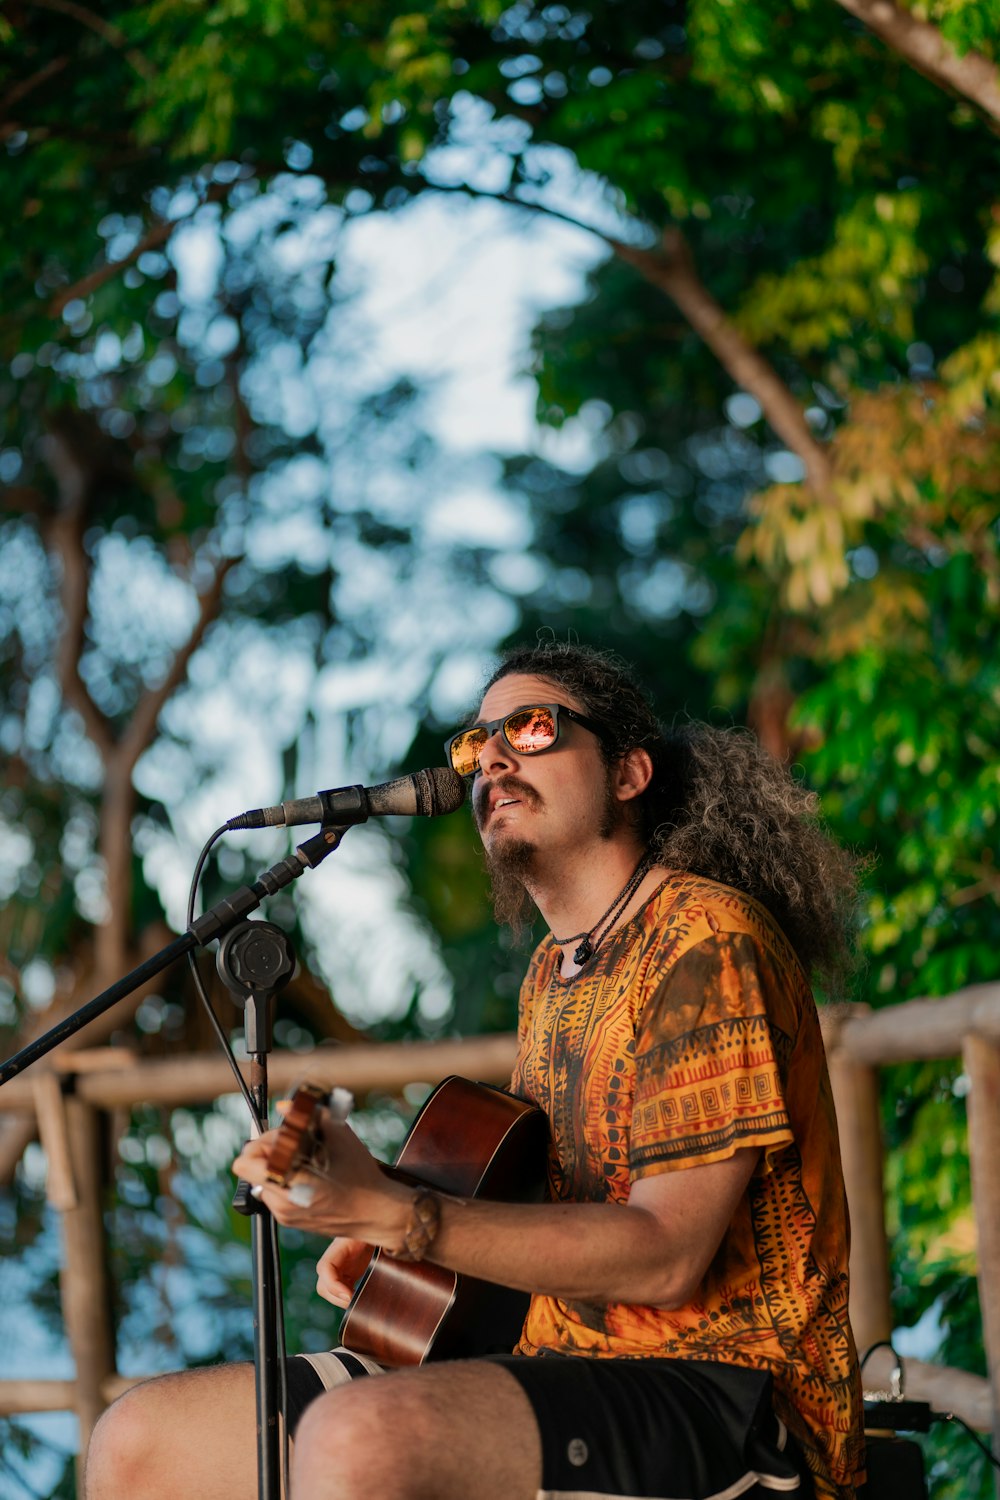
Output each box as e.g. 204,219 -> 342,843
478,727 -> 515,777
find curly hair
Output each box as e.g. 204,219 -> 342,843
484,641 -> 861,995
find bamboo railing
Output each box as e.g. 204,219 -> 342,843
3,988 -> 1000,1476
818,987 -> 1000,1455
0,1031 -> 518,1484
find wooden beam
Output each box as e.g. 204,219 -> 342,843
4,981 -> 998,1123
0,1371 -> 170,1414
861,1349 -> 992,1432
963,1033 -> 1000,1468
102,1371 -> 157,1402
59,1095 -> 116,1488
0,1380 -> 78,1413
822,984 -> 1000,1065
0,1034 -> 520,1113
32,1071 -> 78,1211
828,1050 -> 892,1357
52,1046 -> 138,1073
4,977 -> 997,1121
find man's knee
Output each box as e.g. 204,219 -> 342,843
294,1378 -> 421,1491
85,1363 -> 255,1499
295,1376 -> 395,1452
87,1382 -> 164,1496
292,1366 -> 540,1500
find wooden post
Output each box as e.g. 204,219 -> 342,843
57,1090 -> 117,1487
963,1034 -> 1000,1488
33,1071 -> 79,1212
827,1048 -> 893,1359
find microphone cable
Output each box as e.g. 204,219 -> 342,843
186,823 -> 261,1125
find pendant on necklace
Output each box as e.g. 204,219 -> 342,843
573,938 -> 593,966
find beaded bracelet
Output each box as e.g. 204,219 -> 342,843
387,1187 -> 441,1262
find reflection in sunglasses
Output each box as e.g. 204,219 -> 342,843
445,702 -> 607,778
507,707 -> 557,752
450,705 -> 558,777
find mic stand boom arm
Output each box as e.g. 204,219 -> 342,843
0,826 -> 345,1087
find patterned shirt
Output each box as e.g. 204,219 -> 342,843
510,871 -> 864,1499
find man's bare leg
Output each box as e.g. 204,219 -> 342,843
86,1358 -> 543,1500
85,1363 -> 258,1500
292,1361 -> 542,1500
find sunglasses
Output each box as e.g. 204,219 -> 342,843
444,702 -> 607,779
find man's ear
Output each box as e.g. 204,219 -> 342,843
613,747 -> 654,803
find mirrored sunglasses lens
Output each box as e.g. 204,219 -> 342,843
450,728 -> 486,776
505,706 -> 558,754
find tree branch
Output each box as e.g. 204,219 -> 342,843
119,554 -> 239,776
29,0 -> 155,80
951,876 -> 1000,907
48,221 -> 173,318
103,556 -> 232,967
0,55 -> 70,120
47,181 -> 231,318
834,0 -> 1000,129
227,320 -> 254,487
611,228 -> 836,501
44,501 -> 116,765
409,181 -> 832,499
1,484 -> 48,517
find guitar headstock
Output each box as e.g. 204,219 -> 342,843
264,1081 -> 331,1188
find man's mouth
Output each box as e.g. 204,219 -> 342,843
474,780 -> 535,828
486,794 -> 522,826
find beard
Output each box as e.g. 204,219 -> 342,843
480,768 -> 623,942
483,836 -> 538,942
475,773 -> 543,942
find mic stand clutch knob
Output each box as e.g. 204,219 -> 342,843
216,921 -> 295,1054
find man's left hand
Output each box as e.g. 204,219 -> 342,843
231,1103 -> 408,1242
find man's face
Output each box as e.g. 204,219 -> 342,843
470,672 -> 616,864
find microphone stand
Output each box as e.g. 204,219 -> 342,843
218,918 -> 297,1500
0,823 -> 350,1500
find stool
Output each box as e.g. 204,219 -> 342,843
856,1433 -> 927,1498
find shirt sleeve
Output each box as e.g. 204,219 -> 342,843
629,929 -> 798,1178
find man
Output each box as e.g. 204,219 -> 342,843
87,642 -> 865,1500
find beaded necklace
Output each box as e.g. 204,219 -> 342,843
551,853 -> 652,967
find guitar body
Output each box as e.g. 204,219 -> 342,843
340,1076 -> 548,1367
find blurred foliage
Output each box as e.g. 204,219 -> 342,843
3,1 -> 1000,1493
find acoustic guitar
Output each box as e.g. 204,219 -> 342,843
263,1074 -> 548,1367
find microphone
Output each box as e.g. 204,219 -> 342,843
226,766 -> 466,831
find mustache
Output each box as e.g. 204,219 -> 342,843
472,774 -> 540,829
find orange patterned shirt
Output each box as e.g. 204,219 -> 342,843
510,871 -> 864,1500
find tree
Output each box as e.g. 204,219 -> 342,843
4,2 -> 1000,1491
1,5 -> 534,1485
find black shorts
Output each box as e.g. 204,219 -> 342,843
284,1348 -> 813,1498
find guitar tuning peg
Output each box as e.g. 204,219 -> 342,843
327,1087 -> 354,1123
288,1181 -> 316,1208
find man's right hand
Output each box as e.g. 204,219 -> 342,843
316,1236 -> 374,1307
